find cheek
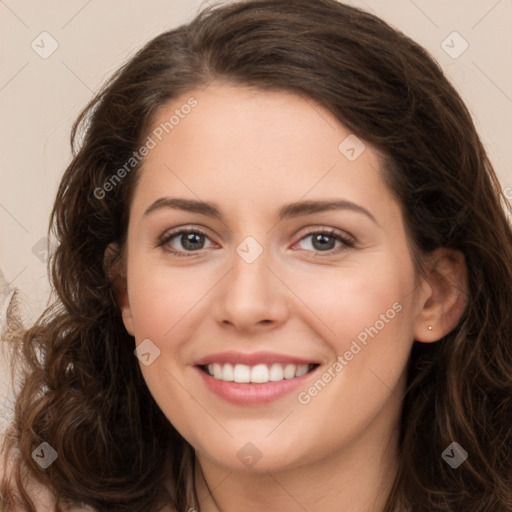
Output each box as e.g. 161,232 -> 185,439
288,258 -> 416,440
126,256 -> 214,341
285,256 -> 419,415
288,257 -> 416,354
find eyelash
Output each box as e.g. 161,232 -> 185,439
157,226 -> 355,258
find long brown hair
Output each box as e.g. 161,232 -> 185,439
2,1 -> 512,510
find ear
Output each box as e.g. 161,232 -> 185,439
104,243 -> 135,336
414,248 -> 468,343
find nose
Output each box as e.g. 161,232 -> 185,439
212,248 -> 290,333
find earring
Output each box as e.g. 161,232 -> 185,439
428,325 -> 433,330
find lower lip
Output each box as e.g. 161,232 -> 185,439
195,367 -> 317,405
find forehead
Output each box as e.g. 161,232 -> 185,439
131,83 -> 398,223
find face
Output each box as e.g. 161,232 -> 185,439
119,83 -> 430,473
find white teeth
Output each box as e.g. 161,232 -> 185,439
205,362 -> 313,383
269,363 -> 284,381
222,363 -> 234,381
295,364 -> 309,377
233,364 -> 251,383
213,363 -> 223,379
283,364 -> 296,379
250,364 -> 269,383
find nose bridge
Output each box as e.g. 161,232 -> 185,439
228,232 -> 270,290
229,243 -> 272,304
213,238 -> 289,329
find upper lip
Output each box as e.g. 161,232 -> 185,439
194,351 -> 319,367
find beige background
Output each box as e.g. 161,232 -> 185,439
1,0 -> 511,419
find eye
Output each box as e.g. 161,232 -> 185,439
295,229 -> 354,254
159,229 -> 215,255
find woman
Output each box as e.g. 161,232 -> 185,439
1,0 -> 511,510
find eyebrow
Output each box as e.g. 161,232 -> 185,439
278,199 -> 377,224
144,197 -> 377,224
144,197 -> 222,218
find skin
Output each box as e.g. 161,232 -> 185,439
117,83 -> 467,512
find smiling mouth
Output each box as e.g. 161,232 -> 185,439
199,362 -> 319,384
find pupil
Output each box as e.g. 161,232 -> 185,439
183,232 -> 204,250
313,233 -> 335,251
